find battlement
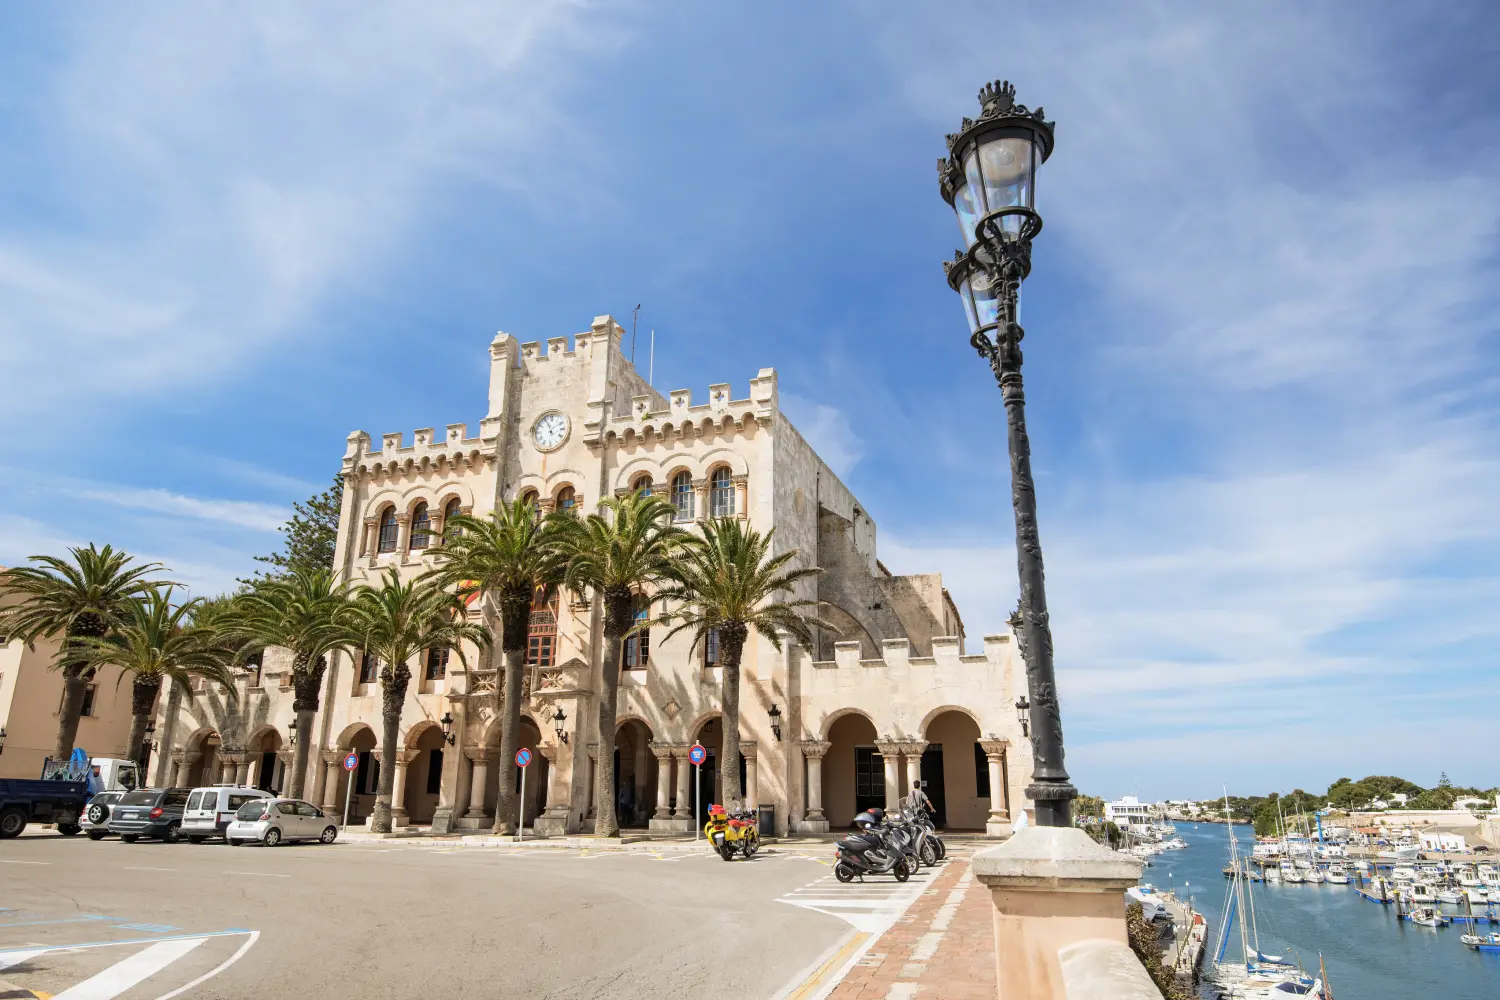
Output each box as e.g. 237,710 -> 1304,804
601,368 -> 779,443
342,422 -> 493,478
517,334 -> 587,365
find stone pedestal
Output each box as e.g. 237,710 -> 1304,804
970,826 -> 1144,1000
979,739 -> 1013,837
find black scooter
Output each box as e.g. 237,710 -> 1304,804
834,823 -> 914,882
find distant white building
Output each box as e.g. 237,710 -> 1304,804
1105,796 -> 1161,831
1454,797 -> 1489,812
1420,831 -> 1467,852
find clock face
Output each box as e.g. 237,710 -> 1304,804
532,412 -> 569,452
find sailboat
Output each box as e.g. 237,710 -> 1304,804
1206,789 -> 1324,998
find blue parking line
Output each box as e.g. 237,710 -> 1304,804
0,928 -> 251,955
0,915 -> 112,928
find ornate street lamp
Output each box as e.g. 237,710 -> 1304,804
286,722 -> 297,748
940,80 -> 1078,827
552,706 -> 569,745
1014,695 -> 1031,738
439,712 -> 456,746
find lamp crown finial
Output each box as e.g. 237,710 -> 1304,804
979,80 -> 1016,115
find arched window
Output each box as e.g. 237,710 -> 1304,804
424,646 -> 448,680
623,596 -> 650,669
443,498 -> 463,540
671,471 -> 694,522
556,486 -> 577,513
526,593 -> 558,668
409,502 -> 431,550
520,490 -> 541,520
632,474 -> 652,496
377,506 -> 399,552
710,467 -> 735,517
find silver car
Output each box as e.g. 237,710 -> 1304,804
83,790 -> 125,840
225,798 -> 339,847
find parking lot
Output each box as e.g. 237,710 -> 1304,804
0,831 -> 899,999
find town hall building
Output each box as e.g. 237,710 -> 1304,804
150,315 -> 1032,837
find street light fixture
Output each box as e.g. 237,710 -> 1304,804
286,722 -> 297,748
552,706 -> 569,744
940,79 -> 1077,827
1015,695 -> 1031,738
439,712 -> 456,746
767,703 -> 783,743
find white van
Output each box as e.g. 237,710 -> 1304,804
182,786 -> 274,843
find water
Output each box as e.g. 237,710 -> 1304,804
1155,822 -> 1500,1000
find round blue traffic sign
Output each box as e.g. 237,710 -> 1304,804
688,743 -> 707,766
515,747 -> 533,768
343,752 -> 359,771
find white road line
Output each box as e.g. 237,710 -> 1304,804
152,930 -> 259,1000
0,860 -> 48,865
223,871 -> 290,878
124,867 -> 176,872
0,948 -> 46,971
53,937 -> 205,1000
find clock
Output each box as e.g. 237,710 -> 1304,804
532,412 -> 569,452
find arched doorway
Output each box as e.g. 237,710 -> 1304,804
824,712 -> 879,830
340,725 -> 379,826
185,730 -> 221,788
403,724 -> 447,826
690,716 -> 746,824
922,710 -> 984,831
614,719 -> 658,829
481,716 -> 548,828
248,727 -> 283,793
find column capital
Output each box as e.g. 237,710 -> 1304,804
648,740 -> 676,763
464,746 -> 496,763
538,744 -> 558,763
899,740 -> 928,757
738,740 -> 758,760
873,739 -> 905,757
375,748 -> 420,766
979,738 -> 1010,758
220,752 -> 251,765
797,739 -> 831,760
586,741 -> 599,761
276,748 -> 296,764
170,749 -> 200,765
321,750 -> 346,765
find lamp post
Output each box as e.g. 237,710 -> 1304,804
552,706 -> 569,745
439,712 -> 456,746
939,79 -> 1077,827
767,703 -> 782,742
286,722 -> 297,748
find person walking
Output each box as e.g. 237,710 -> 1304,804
909,779 -> 935,816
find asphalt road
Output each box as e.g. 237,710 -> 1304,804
0,832 -> 864,1000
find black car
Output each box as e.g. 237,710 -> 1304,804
106,788 -> 192,843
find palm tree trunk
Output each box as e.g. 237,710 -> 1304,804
594,589 -> 633,837
493,646 -> 527,835
287,654 -> 326,800
718,623 -> 748,806
52,618 -> 103,762
127,677 -> 161,770
371,665 -> 409,833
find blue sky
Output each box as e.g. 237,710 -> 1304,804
2,2 -> 1496,799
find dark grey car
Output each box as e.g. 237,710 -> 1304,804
106,788 -> 192,843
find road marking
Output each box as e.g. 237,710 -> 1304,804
0,930 -> 251,956
0,917 -> 112,929
0,948 -> 47,972
153,930 -> 260,1000
0,861 -> 48,866
775,931 -> 869,1000
52,937 -> 205,1000
223,871 -> 290,878
124,867 -> 176,872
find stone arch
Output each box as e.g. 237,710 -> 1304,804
404,718 -> 441,749
335,721 -> 378,750
813,602 -> 875,659
614,717 -> 657,828
823,710 -> 880,829
819,707 -> 877,741
543,469 -> 586,492
614,457 -> 663,490
403,723 -> 448,826
918,704 -> 983,737
698,447 -> 749,478
921,709 -> 986,831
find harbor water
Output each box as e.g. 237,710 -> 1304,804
1158,822 -> 1499,999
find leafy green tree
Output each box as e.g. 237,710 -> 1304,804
226,568 -> 356,798
1438,772 -> 1452,790
426,499 -> 566,834
654,518 -> 831,806
347,570 -> 489,833
1411,787 -> 1455,810
553,491 -> 690,836
244,476 -> 344,583
1075,794 -> 1105,819
76,589 -> 237,769
0,545 -> 168,762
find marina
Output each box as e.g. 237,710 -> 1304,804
1161,823 -> 1500,999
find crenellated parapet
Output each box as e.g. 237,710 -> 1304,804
343,421 -> 493,481
598,368 -> 778,448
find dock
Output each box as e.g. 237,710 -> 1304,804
1352,885 -> 1392,904
1160,890 -> 1206,991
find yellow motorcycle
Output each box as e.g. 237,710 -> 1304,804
704,803 -> 759,861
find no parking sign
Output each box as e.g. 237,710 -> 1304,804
688,743 -> 707,766
343,752 -> 359,771
515,747 -> 532,768
516,747 -> 533,841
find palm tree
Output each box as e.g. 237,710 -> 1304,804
553,490 -> 690,836
348,569 -> 489,833
76,588 -> 238,769
654,518 -> 832,805
226,568 -> 355,799
0,545 -> 168,762
425,498 -> 565,835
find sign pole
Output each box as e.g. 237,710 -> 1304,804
519,765 -> 527,842
341,751 -> 359,828
695,763 -> 700,841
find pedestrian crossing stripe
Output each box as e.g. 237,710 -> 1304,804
0,929 -> 257,1000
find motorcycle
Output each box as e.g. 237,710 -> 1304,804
704,803 -> 759,861
903,803 -> 944,865
834,818 -> 915,882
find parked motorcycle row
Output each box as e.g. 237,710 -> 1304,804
834,801 -> 947,883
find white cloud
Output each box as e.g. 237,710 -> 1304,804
781,393 -> 866,479
64,487 -> 289,533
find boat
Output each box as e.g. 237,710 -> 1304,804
1457,868 -> 1482,888
1378,843 -> 1420,862
1460,931 -> 1500,951
1304,868 -> 1325,884
1465,887 -> 1490,905
1404,906 -> 1450,927
1324,864 -> 1349,885
1408,883 -> 1437,904
1284,868 -> 1304,884
1436,886 -> 1464,905
1265,865 -> 1282,883
1391,865 -> 1417,882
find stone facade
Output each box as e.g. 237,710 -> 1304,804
151,315 -> 1032,836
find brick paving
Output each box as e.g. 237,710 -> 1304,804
826,849 -> 997,1000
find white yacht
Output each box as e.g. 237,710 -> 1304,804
1304,868 -> 1326,884
1436,886 -> 1464,905
1465,887 -> 1490,905
1408,883 -> 1437,904
1324,864 -> 1349,885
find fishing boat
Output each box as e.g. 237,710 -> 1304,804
1460,931 -> 1500,951
1324,863 -> 1349,885
1408,883 -> 1437,904
1436,886 -> 1464,905
1404,906 -> 1450,927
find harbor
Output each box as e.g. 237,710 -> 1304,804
1162,822 -> 1500,998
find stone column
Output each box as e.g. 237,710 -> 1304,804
585,743 -> 599,819
171,751 -> 199,787
692,478 -> 708,522
732,474 -> 748,519
672,747 -> 694,820
632,737 -> 648,825
798,740 -> 830,828
395,513 -> 412,555
901,740 -> 928,807
650,743 -> 674,819
741,740 -> 759,809
537,744 -> 557,812
970,827 -> 1146,1000
536,742 -> 572,837
320,752 -> 344,814
875,740 -> 904,812
360,516 -> 377,557
234,756 -> 252,787
979,739 -> 1012,837
376,748 -> 417,828
464,747 -> 493,820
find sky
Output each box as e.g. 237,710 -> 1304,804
1,1 -> 1496,800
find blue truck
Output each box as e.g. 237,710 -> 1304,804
0,752 -> 141,839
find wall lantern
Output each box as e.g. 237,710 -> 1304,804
287,722 -> 298,747
552,706 -> 569,744
767,703 -> 783,742
1015,695 -> 1031,738
439,712 -> 456,746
